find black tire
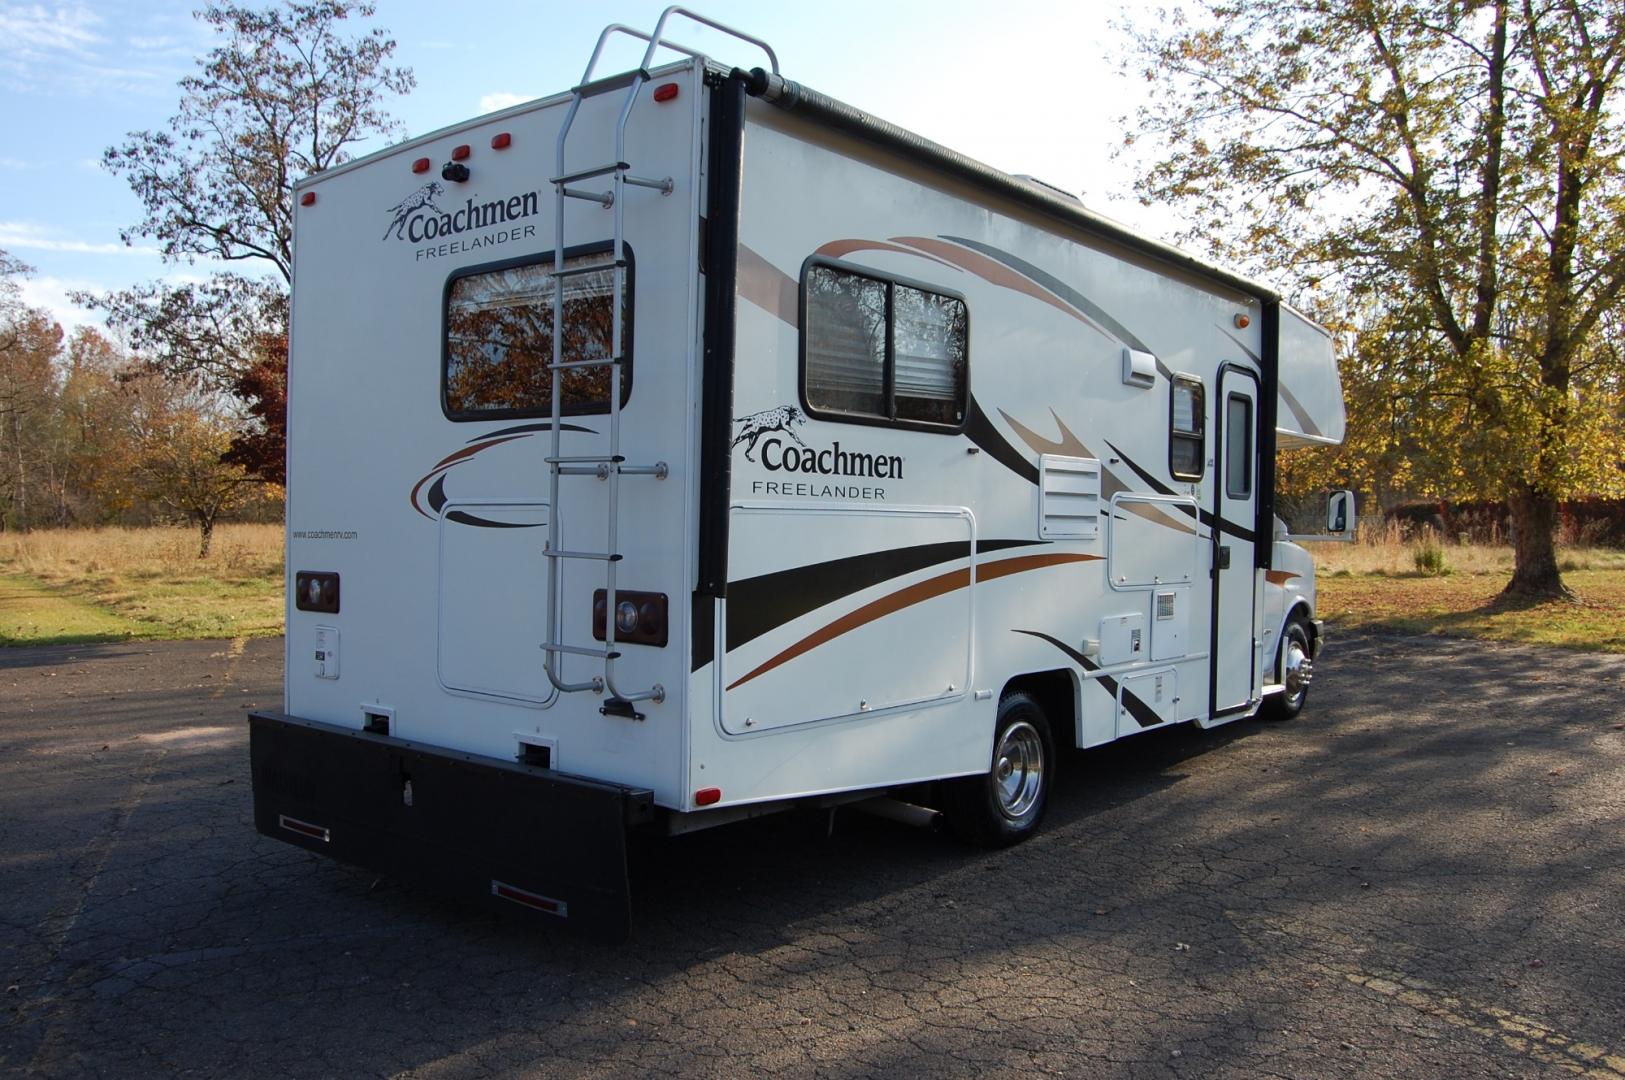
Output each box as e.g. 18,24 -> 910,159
943,691 -> 1055,848
1263,616 -> 1314,721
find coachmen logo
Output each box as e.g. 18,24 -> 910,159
385,180 -> 541,258
735,406 -> 902,500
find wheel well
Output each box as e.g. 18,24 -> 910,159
1001,669 -> 1078,752
1285,600 -> 1318,656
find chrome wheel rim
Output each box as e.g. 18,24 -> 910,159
1283,637 -> 1312,707
994,720 -> 1044,821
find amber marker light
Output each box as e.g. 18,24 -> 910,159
1233,313 -> 1251,329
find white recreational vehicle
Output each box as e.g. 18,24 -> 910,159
251,8 -> 1352,940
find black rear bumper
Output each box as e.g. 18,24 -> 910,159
248,711 -> 654,942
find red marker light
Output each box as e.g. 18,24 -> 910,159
299,191 -> 316,206
451,144 -> 471,161
694,787 -> 721,806
653,83 -> 679,103
490,132 -> 512,150
412,157 -> 431,173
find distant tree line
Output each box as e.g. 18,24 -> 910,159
0,256 -> 280,553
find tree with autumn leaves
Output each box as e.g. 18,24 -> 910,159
86,0 -> 412,484
1130,0 -> 1625,598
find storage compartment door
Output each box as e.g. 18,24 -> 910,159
437,502 -> 553,705
721,507 -> 973,734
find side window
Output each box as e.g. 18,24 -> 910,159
443,249 -> 631,420
802,261 -> 967,431
1169,375 -> 1205,480
1225,392 -> 1253,498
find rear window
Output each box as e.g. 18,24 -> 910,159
443,248 -> 631,420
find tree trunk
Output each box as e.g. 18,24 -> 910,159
1503,482 -> 1570,600
198,516 -> 214,559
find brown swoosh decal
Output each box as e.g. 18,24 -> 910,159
738,242 -> 800,329
725,552 -> 1102,691
999,410 -> 1198,537
893,236 -> 1110,338
1265,570 -> 1301,586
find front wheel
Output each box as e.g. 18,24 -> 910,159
943,692 -> 1055,848
1264,616 -> 1314,720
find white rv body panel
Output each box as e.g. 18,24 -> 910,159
286,61 -> 707,806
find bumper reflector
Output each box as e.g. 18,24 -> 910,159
492,879 -> 568,918
279,814 -> 330,842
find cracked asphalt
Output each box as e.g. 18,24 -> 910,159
2,630 -> 1623,1078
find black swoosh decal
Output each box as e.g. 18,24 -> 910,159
468,421 -> 595,443
726,538 -> 1046,652
1014,629 -> 1164,729
427,475 -> 448,516
1104,440 -> 1256,544
966,397 -> 1039,484
444,510 -> 545,529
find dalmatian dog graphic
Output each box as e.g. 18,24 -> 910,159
383,181 -> 445,241
732,405 -> 808,462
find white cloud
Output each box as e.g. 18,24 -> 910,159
0,3 -> 102,49
478,91 -> 531,115
16,274 -> 99,332
0,220 -> 159,256
0,3 -> 182,97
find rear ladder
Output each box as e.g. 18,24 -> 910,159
540,7 -> 778,715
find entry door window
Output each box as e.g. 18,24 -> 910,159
1225,393 -> 1252,498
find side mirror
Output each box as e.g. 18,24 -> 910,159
1327,489 -> 1355,534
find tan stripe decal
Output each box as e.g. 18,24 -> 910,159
737,242 -> 801,328
999,406 -> 1091,457
725,552 -> 1102,691
813,238 -> 958,268
1265,570 -> 1301,586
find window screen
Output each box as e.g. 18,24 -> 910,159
1169,375 -> 1205,480
803,262 -> 967,430
444,251 -> 630,419
1225,393 -> 1253,497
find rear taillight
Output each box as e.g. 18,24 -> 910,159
592,590 -> 667,647
295,571 -> 340,613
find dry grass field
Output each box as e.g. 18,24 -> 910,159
1,521 -> 1620,651
0,524 -> 283,646
1307,521 -> 1625,652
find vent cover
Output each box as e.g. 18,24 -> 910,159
1038,455 -> 1101,540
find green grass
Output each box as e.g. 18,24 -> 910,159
0,525 -> 283,646
0,573 -> 148,646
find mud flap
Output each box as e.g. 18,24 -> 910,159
248,712 -> 653,942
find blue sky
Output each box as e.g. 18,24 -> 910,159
0,0 -> 1168,332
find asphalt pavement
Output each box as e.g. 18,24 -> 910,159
1,631 -> 1623,1078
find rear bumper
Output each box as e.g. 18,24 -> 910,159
248,711 -> 653,942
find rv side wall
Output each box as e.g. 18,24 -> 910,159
685,98 -> 1270,809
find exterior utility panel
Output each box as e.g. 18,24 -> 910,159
257,40 -> 1345,938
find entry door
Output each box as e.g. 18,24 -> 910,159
1210,366 -> 1259,716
